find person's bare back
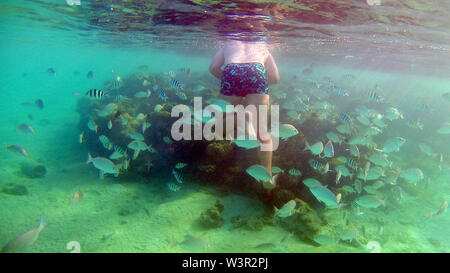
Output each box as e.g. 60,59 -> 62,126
223,40 -> 270,66
209,40 -> 279,84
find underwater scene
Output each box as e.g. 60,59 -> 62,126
0,0 -> 449,253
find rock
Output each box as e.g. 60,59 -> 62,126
118,208 -> 131,217
198,200 -> 225,229
1,183 -> 28,196
21,163 -> 46,179
231,215 -> 274,231
198,164 -> 216,173
278,198 -> 326,243
206,141 -> 233,163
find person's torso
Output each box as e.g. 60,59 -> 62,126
223,41 -> 269,66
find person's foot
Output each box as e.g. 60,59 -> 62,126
263,174 -> 278,190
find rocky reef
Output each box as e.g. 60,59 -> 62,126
277,198 -> 325,243
20,163 -> 47,179
198,200 -> 225,229
75,69 -> 402,242
1,183 -> 29,196
231,215 -> 275,232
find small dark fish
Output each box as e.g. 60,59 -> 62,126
302,64 -> 313,75
73,71 -> 80,75
27,114 -> 34,121
179,234 -> 209,251
143,207 -> 150,217
20,102 -> 35,107
253,243 -> 276,249
86,89 -> 104,98
101,233 -> 114,242
342,74 -> 355,80
6,144 -> 29,157
114,111 -> 122,119
138,65 -> 149,71
86,70 -> 94,79
46,68 -> 55,76
35,99 -> 44,110
22,72 -> 27,77
416,103 -> 429,113
442,92 -> 450,101
428,200 -> 447,219
70,190 -> 83,202
16,123 -> 36,134
179,67 -> 191,75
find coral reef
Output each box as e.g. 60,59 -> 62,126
231,215 -> 275,231
198,200 -> 224,229
277,198 -> 326,243
75,70 -> 358,236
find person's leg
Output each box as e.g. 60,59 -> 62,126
245,94 -> 272,175
219,95 -> 244,139
219,94 -> 243,106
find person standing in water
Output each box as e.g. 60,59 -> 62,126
209,39 -> 280,189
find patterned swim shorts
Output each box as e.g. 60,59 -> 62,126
220,62 -> 269,97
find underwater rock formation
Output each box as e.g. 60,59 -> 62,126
1,183 -> 29,196
277,198 -> 326,243
231,215 -> 275,231
75,70 -> 348,236
198,200 -> 225,229
21,163 -> 47,179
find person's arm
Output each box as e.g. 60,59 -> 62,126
209,48 -> 225,79
265,53 -> 280,84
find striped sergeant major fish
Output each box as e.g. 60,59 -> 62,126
167,182 -> 181,192
367,85 -> 384,103
108,78 -> 122,90
159,88 -> 168,102
170,79 -> 184,90
339,113 -> 352,124
309,160 -> 329,174
342,74 -> 356,80
168,71 -> 176,78
346,157 -> 358,171
86,89 -> 105,98
114,94 -> 129,102
172,168 -> 184,184
331,86 -> 349,96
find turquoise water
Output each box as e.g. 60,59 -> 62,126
0,0 -> 449,253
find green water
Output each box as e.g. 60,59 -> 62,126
1,1 -> 450,253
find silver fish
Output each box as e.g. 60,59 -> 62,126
246,165 -> 272,183
322,140 -> 334,158
274,200 -> 297,218
304,140 -> 323,156
2,217 -> 47,252
87,153 -> 119,179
